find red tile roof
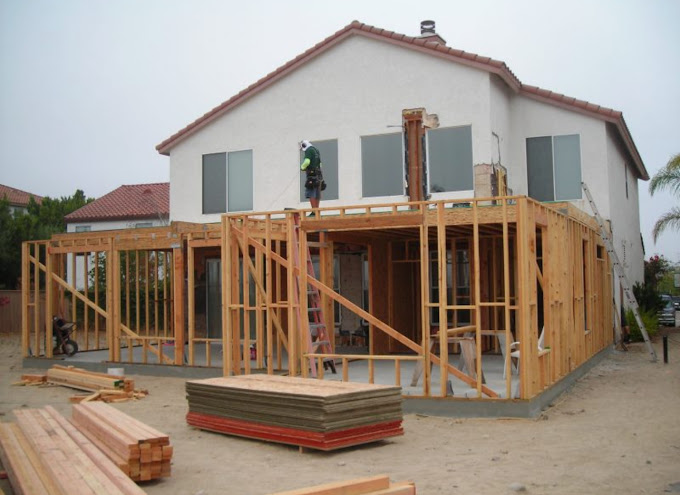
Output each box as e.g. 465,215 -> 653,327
156,20 -> 647,180
65,183 -> 169,223
0,184 -> 43,207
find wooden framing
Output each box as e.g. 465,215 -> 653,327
22,196 -> 613,402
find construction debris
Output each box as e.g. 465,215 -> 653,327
13,365 -> 148,403
72,402 -> 173,481
267,475 -> 416,495
47,364 -> 134,392
186,375 -> 403,451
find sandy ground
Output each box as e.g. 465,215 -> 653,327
1,331 -> 679,495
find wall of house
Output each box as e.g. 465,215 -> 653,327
507,96 -> 610,217
489,75 -> 513,173
66,218 -> 166,233
605,124 -> 645,287
169,35 -> 495,223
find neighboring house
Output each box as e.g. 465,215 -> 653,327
156,20 -> 647,328
0,183 -> 42,216
64,183 -> 169,289
65,183 -> 170,233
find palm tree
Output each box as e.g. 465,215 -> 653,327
649,153 -> 680,242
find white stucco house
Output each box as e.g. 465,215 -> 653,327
65,183 -> 169,234
155,20 -> 647,329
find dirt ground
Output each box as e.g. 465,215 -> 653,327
1,332 -> 679,495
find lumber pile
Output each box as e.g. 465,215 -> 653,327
46,365 -> 134,392
72,402 -> 173,481
0,406 -> 146,495
186,375 -> 403,451
268,475 -> 416,495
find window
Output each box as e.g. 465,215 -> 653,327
427,126 -> 473,193
526,134 -> 582,201
75,225 -> 91,233
299,139 -> 339,201
361,133 -> 404,197
227,150 -> 253,212
202,150 -> 253,214
135,222 -> 153,228
203,153 -> 226,214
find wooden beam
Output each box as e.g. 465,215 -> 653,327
173,247 -> 185,365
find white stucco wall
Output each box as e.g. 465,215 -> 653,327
169,35 -> 494,223
66,217 -> 166,233
605,125 -> 645,287
507,96 -> 610,216
489,75 -> 513,173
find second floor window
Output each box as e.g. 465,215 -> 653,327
526,134 -> 582,201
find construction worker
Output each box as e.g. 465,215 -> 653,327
300,140 -> 324,214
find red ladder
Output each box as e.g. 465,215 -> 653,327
291,212 -> 336,376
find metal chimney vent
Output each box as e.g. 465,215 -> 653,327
420,20 -> 436,35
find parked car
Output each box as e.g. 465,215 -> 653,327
672,296 -> 680,310
658,298 -> 677,326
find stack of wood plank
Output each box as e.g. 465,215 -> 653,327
46,365 -> 134,393
186,375 -> 403,451
268,475 -> 416,495
71,402 -> 172,481
0,406 -> 146,495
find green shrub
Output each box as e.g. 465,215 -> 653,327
626,308 -> 658,342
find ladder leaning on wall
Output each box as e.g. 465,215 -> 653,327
581,182 -> 658,362
290,212 -> 337,376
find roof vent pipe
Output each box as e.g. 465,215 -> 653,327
420,20 -> 436,35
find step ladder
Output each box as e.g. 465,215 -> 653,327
581,182 -> 657,361
291,212 -> 337,376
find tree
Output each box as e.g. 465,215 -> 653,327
649,152 -> 680,242
0,190 -> 93,289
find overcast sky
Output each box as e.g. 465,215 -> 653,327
1,0 -> 679,261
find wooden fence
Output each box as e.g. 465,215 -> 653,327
0,290 -> 44,334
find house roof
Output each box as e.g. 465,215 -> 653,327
65,183 -> 169,223
156,20 -> 648,180
0,184 -> 43,207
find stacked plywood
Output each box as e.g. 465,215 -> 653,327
0,406 -> 146,495
72,402 -> 172,481
186,375 -> 403,451
268,475 -> 415,495
46,365 -> 134,393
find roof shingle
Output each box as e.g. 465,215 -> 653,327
65,183 -> 169,223
0,184 -> 43,207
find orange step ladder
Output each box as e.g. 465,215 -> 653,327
291,212 -> 336,376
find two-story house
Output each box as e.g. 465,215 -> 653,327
22,21 -> 649,410
156,20 -> 646,342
